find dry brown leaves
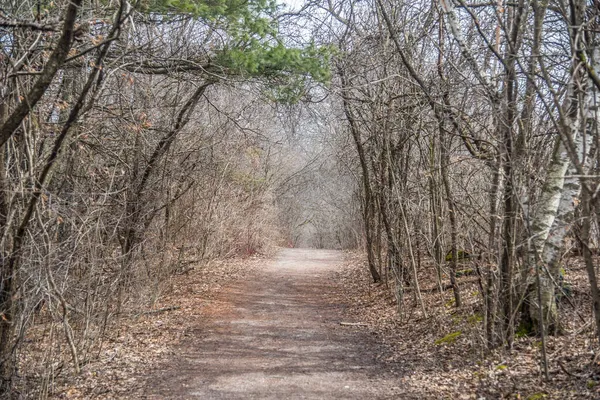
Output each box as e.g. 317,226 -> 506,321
34,255 -> 265,399
333,251 -> 600,400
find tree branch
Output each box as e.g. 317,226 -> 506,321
0,0 -> 83,147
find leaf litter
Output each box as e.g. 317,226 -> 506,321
34,255 -> 265,399
21,250 -> 600,399
333,251 -> 600,399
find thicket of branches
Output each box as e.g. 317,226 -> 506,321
306,0 -> 600,367
5,0 -> 600,395
0,0 -> 332,396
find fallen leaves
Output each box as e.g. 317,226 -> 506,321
334,251 -> 600,400
17,255 -> 264,399
17,250 -> 600,399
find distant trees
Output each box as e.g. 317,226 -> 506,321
272,103 -> 362,250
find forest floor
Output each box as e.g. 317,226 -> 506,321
337,252 -> 600,399
48,248 -> 402,399
44,248 -> 600,399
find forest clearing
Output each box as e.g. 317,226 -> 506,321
3,0 -> 600,398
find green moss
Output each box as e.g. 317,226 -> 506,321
467,313 -> 483,325
495,364 -> 507,371
516,320 -> 533,338
587,380 -> 597,389
556,268 -> 573,301
445,250 -> 471,262
455,268 -> 474,277
473,371 -> 484,379
434,331 -> 461,345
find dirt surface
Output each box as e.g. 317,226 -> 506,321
141,249 -> 402,399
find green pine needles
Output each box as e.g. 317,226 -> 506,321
142,0 -> 332,102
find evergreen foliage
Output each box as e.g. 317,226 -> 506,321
144,0 -> 331,101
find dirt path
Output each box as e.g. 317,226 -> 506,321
142,249 -> 402,399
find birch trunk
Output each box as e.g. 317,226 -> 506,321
527,34 -> 598,332
527,131 -> 586,333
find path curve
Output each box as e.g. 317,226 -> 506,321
143,249 -> 401,399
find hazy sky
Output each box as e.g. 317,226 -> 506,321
280,0 -> 306,12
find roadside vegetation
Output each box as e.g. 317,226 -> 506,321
3,0 -> 600,398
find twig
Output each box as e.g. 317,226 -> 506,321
557,359 -> 588,379
339,322 -> 368,327
0,17 -> 58,31
574,320 -> 593,336
140,306 -> 181,316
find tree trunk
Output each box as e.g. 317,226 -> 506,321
338,65 -> 381,282
440,131 -> 461,307
580,190 -> 600,345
